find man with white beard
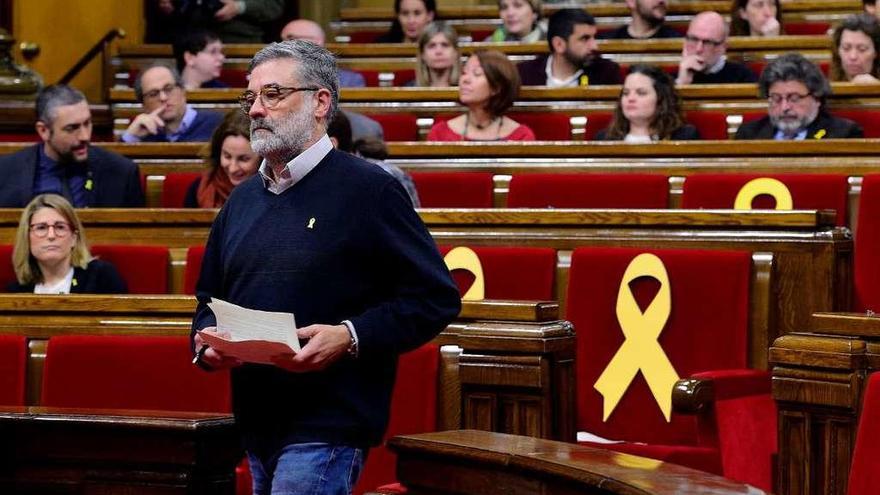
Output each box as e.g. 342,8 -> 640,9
189,40 -> 460,495
735,53 -> 864,140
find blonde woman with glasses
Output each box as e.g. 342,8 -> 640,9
9,194 -> 126,294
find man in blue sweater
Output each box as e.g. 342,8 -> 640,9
122,64 -> 223,142
190,40 -> 461,495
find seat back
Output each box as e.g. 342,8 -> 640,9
90,245 -> 170,294
438,245 -> 557,300
849,372 -> 880,495
508,112 -> 572,140
0,244 -> 16,292
367,113 -> 419,141
0,335 -> 27,406
41,335 -> 230,412
584,112 -> 614,140
681,174 -> 849,226
684,111 -> 729,140
507,173 -> 669,209
184,245 -> 207,295
410,171 -> 494,207
854,174 -> 880,311
162,172 -> 201,208
566,247 -> 751,445
832,109 -> 880,138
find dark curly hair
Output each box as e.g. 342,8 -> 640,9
604,64 -> 685,140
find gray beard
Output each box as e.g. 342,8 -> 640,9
250,102 -> 315,162
770,107 -> 820,137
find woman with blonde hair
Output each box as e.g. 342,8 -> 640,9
486,0 -> 546,43
9,194 -> 126,294
411,22 -> 461,87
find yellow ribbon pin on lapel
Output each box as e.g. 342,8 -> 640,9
594,253 -> 679,422
734,177 -> 793,210
443,246 -> 485,300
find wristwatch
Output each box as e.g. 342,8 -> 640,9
342,320 -> 359,358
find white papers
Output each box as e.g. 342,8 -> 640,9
199,298 -> 300,365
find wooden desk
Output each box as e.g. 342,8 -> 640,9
0,406 -> 240,495
388,430 -> 769,495
770,312 -> 880,495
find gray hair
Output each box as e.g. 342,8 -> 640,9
133,63 -> 185,102
35,85 -> 86,125
249,39 -> 339,122
759,53 -> 832,105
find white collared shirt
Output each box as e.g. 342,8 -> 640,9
545,55 -> 583,88
34,267 -> 74,294
258,134 -> 333,195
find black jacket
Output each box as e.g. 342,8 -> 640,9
517,54 -> 623,86
7,259 -> 128,294
734,111 -> 864,140
0,144 -> 144,207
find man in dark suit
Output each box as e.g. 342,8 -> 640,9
0,85 -> 144,208
517,9 -> 622,87
735,53 -> 864,140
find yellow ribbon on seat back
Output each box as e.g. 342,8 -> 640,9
443,246 -> 485,301
594,253 -> 679,422
733,177 -> 793,210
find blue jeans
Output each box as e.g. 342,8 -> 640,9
247,443 -> 365,495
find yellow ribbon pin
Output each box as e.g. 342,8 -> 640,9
813,129 -> 826,139
579,74 -> 590,87
443,246 -> 484,300
84,179 -> 93,191
733,177 -> 793,210
594,253 -> 679,422
307,217 -> 316,229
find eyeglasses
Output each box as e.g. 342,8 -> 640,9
238,84 -> 320,113
29,222 -> 73,238
767,92 -> 812,106
684,35 -> 724,48
142,83 -> 180,101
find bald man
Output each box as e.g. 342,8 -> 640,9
280,19 -> 366,88
676,11 -> 757,84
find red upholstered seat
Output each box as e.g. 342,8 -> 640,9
785,21 -> 831,35
0,335 -> 27,406
854,175 -> 880,312
0,244 -> 16,292
566,247 -> 775,491
848,372 -> 880,495
367,113 -> 419,141
41,335 -> 230,412
218,68 -> 249,87
684,111 -> 728,140
681,173 -> 849,226
584,112 -> 613,140
162,172 -> 200,208
508,112 -> 572,140
832,109 -> 880,138
507,173 -> 669,209
410,171 -> 494,207
438,245 -> 557,300
184,245 -> 207,295
90,245 -> 170,294
353,343 -> 440,495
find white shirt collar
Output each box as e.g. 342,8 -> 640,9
545,55 -> 583,88
259,134 -> 333,195
34,266 -> 75,294
705,55 -> 727,75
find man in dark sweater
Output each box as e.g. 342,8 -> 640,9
598,0 -> 682,39
676,12 -> 757,85
518,9 -> 622,87
191,40 -> 460,494
121,64 -> 223,143
0,85 -> 143,207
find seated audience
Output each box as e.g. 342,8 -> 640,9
122,64 -> 223,143
185,111 -> 259,208
409,22 -> 461,87
146,0 -> 284,43
518,8 -> 622,86
0,85 -> 143,208
173,29 -> 226,90
598,0 -> 681,39
676,11 -> 757,84
735,53 -> 864,139
9,194 -> 127,294
867,0 -> 879,17
327,112 -> 421,207
596,64 -> 700,141
485,0 -> 546,43
830,14 -> 880,84
377,0 -> 436,43
428,50 -> 536,141
731,0 -> 782,37
280,19 -> 366,88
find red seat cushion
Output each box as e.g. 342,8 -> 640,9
184,245 -> 207,296
0,335 -> 27,406
584,112 -> 614,140
438,245 -> 557,300
410,172 -> 494,208
217,68 -> 249,87
90,245 -> 170,294
785,21 -> 831,35
367,113 -> 419,141
854,174 -> 880,311
848,372 -> 880,495
162,172 -> 200,208
0,244 -> 16,292
507,173 -> 669,209
832,109 -> 880,138
41,335 -> 231,413
684,111 -> 728,140
508,112 -> 571,140
681,173 -> 849,226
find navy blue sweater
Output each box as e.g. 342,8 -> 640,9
191,149 -> 460,451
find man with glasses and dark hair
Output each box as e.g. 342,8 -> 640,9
518,8 -> 622,86
122,64 -> 223,142
676,11 -> 756,85
735,52 -> 863,139
0,85 -> 143,207
190,39 -> 459,494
